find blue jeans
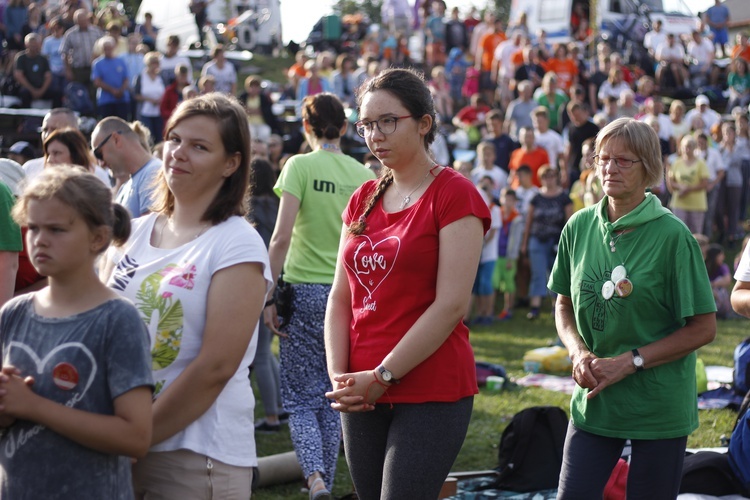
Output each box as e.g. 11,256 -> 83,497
528,236 -> 556,298
558,422 -> 687,499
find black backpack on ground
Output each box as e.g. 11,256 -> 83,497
494,406 -> 569,492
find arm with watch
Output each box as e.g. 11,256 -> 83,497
556,295 -> 716,400
325,216 -> 485,412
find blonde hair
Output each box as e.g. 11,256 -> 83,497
595,117 -> 663,188
12,166 -> 131,252
542,72 -> 558,89
669,99 -> 686,118
143,50 -> 160,65
680,134 -> 697,154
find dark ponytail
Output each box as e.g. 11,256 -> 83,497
301,93 -> 346,140
111,204 -> 132,247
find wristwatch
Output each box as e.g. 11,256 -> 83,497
378,365 -> 400,385
632,349 -> 645,372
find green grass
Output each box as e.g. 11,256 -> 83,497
252,309 -> 747,499
243,53 -> 294,87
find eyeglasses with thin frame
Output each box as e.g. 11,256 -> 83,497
93,133 -> 114,161
355,115 -> 414,138
592,155 -> 642,169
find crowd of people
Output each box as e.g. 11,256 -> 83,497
0,0 -> 749,497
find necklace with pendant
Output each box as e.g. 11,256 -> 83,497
392,166 -> 434,210
609,230 -> 626,252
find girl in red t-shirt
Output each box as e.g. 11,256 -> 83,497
325,68 -> 490,498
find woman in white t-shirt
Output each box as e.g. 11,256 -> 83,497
102,94 -> 272,499
134,51 -> 166,144
200,44 -> 237,95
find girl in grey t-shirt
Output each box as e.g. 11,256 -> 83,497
0,168 -> 153,499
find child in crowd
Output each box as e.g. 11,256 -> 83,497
445,47 -> 471,109
513,165 -> 538,306
469,176 -> 502,325
471,140 -> 508,198
0,167 -> 153,498
694,233 -> 710,260
706,243 -> 732,318
494,188 -> 524,320
485,109 -> 519,174
454,159 -> 473,180
513,164 -> 539,216
569,138 -> 602,212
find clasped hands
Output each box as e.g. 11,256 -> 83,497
325,370 -> 387,413
0,365 -> 36,427
571,350 -> 635,399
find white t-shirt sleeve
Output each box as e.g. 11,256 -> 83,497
208,217 -> 273,296
736,242 -> 750,282
491,204 -> 502,230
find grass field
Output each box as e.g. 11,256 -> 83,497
252,308 -> 748,499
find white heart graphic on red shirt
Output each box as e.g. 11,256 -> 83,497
347,235 -> 400,298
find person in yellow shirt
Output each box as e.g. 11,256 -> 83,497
668,135 -> 709,234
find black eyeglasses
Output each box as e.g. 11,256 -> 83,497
355,115 -> 414,138
92,132 -> 114,161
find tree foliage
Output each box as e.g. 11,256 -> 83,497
492,0 -> 512,23
120,0 -> 142,18
334,0 -> 383,24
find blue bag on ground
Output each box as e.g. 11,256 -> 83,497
734,337 -> 750,395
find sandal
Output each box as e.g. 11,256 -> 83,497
309,477 -> 331,500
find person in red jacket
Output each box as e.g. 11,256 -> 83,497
160,64 -> 190,122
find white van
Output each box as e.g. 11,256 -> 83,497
508,0 -> 696,45
136,0 -> 282,53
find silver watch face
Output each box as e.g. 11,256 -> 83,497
381,369 -> 393,381
634,356 -> 644,367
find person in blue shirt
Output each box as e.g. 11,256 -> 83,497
704,0 -> 731,58
92,36 -> 130,119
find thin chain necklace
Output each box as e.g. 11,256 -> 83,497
392,166 -> 434,210
156,216 -> 209,247
609,229 -> 629,253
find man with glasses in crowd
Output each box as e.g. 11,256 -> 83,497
91,117 -> 161,218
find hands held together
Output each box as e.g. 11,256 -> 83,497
325,370 -> 390,413
570,350 -> 636,399
0,365 -> 36,427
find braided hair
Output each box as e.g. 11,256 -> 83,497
347,68 -> 436,236
347,169 -> 393,235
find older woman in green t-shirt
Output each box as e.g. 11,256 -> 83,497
549,118 -> 716,498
